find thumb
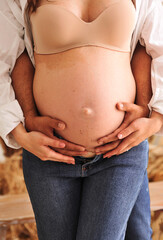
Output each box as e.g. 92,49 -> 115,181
116,102 -> 138,113
48,118 -> 66,130
44,135 -> 66,148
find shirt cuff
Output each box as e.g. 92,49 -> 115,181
0,100 -> 25,149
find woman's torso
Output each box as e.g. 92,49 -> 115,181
30,0 -> 136,157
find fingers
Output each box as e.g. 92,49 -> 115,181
116,102 -> 139,112
43,133 -> 86,152
59,139 -> 86,152
44,135 -> 85,152
95,140 -> 121,154
97,129 -> 120,144
97,123 -> 127,144
48,118 -> 66,130
116,102 -> 149,119
103,131 -> 140,158
42,147 -> 75,164
97,134 -> 118,145
42,135 -> 66,149
117,122 -> 137,139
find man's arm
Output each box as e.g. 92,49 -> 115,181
11,49 -> 37,120
131,42 -> 152,109
10,49 -> 69,140
11,49 -> 66,135
139,0 -> 163,134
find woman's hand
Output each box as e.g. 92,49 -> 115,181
11,123 -> 78,164
95,103 -> 163,158
25,115 -> 87,157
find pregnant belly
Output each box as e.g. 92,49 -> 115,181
33,48 -> 136,157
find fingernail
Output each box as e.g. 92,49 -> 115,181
58,123 -> 65,129
59,142 -> 65,147
119,103 -> 123,109
118,134 -> 123,139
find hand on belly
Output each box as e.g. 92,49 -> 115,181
52,104 -> 125,158
33,49 -> 136,158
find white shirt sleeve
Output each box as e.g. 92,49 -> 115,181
0,4 -> 25,148
139,0 -> 163,135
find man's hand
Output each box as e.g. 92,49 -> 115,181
95,102 -> 163,158
25,115 -> 66,137
25,115 -> 87,157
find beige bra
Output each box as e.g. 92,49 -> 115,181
29,0 -> 136,54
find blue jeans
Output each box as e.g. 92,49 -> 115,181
125,170 -> 153,239
22,139 -> 152,240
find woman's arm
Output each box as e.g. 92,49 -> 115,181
0,1 -> 85,163
0,1 -> 25,148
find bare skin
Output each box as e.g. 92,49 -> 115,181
33,49 -> 135,157
11,44 -> 163,163
11,49 -> 86,164
31,0 -> 136,157
11,1 -> 163,163
11,2 -> 134,161
95,43 -> 163,157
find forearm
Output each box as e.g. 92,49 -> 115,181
131,41 -> 152,113
11,49 -> 37,119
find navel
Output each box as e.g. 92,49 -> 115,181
81,107 -> 94,117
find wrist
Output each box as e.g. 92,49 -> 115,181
135,101 -> 150,117
140,105 -> 150,117
24,108 -> 38,122
11,123 -> 29,147
25,114 -> 38,131
150,111 -> 163,131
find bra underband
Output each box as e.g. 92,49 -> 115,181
29,0 -> 136,54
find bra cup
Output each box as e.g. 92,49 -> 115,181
31,9 -> 86,53
30,0 -> 136,54
95,0 -> 136,50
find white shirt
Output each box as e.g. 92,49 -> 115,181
0,0 -> 163,149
